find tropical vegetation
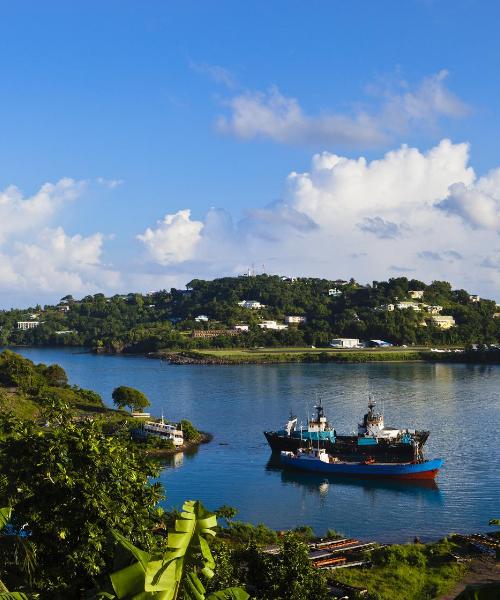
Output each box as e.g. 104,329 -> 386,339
0,275 -> 498,353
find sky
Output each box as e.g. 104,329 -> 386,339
0,0 -> 499,307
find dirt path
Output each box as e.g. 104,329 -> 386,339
439,557 -> 500,599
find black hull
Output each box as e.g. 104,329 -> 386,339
264,431 -> 429,463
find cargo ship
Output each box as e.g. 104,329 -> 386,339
264,400 -> 429,462
280,448 -> 442,480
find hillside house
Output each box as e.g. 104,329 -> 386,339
17,321 -> 40,330
238,300 -> 265,309
285,315 -> 307,324
233,324 -> 249,332
431,315 -> 456,329
469,295 -> 481,302
194,315 -> 209,322
258,320 -> 288,331
396,301 -> 421,311
328,288 -> 342,297
409,290 -> 425,299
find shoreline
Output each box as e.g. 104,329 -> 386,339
143,431 -> 213,456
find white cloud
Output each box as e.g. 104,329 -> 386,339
136,139 -> 500,300
0,177 -> 84,243
96,177 -> 123,189
438,168 -> 500,232
136,209 -> 204,265
189,60 -> 237,89
216,71 -> 468,148
0,178 -> 122,303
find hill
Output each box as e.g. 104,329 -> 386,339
0,275 -> 498,353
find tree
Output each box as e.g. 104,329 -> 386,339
112,386 -> 150,412
104,500 -> 249,600
0,414 -> 163,598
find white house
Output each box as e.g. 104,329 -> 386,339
431,315 -> 456,329
328,288 -> 342,297
426,305 -> 443,315
194,315 -> 209,322
17,321 -> 40,330
375,303 -> 395,312
409,290 -> 425,299
233,324 -> 249,332
259,320 -> 288,331
238,300 -> 265,309
285,315 -> 307,324
469,295 -> 480,303
330,338 -> 360,348
396,301 -> 421,311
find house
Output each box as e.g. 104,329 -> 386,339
55,330 -> 76,335
330,338 -> 360,348
396,301 -> 421,311
328,288 -> 342,297
238,300 -> 265,309
57,305 -> 70,312
427,305 -> 443,315
431,315 -> 456,329
191,329 -> 241,338
409,290 -> 424,300
469,295 -> 480,303
332,279 -> 348,286
233,324 -> 249,332
17,321 -> 40,330
281,276 -> 297,282
285,315 -> 307,324
194,315 -> 209,322
375,303 -> 395,312
258,320 -> 288,331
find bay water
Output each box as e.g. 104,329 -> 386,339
13,347 -> 500,543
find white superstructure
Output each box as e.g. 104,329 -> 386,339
143,418 -> 184,446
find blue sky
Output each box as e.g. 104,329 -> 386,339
0,0 -> 499,305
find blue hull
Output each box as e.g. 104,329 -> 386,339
280,455 -> 443,479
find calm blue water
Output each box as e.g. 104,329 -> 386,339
12,347 -> 500,543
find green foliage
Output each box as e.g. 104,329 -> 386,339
112,386 -> 150,412
1,275 -> 497,352
106,500 -> 249,600
241,533 -> 330,600
178,419 -> 201,443
334,539 -> 467,600
0,413 -> 164,598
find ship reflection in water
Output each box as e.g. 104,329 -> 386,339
265,455 -> 444,506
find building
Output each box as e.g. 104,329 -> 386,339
469,295 -> 481,303
328,288 -> 342,297
375,303 -> 395,312
408,290 -> 425,299
238,300 -> 265,309
194,315 -> 209,322
431,315 -> 456,329
57,305 -> 70,312
233,324 -> 249,332
191,329 -> 240,338
426,305 -> 443,315
17,321 -> 40,330
396,301 -> 421,311
258,320 -> 288,331
368,339 -> 393,347
285,315 -> 307,324
330,338 -> 360,348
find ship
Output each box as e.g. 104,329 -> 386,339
264,400 -> 430,462
280,447 -> 442,480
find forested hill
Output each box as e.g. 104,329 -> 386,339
1,275 -> 498,352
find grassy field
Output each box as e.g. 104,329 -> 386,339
168,347 -> 427,364
331,539 -> 467,600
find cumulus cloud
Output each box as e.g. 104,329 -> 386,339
136,139 -> 500,300
0,178 -> 84,243
437,168 -> 500,232
216,72 -> 468,148
136,209 -> 204,265
0,178 -> 121,303
357,217 -> 410,239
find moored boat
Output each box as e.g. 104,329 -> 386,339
280,448 -> 443,480
264,400 -> 429,462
